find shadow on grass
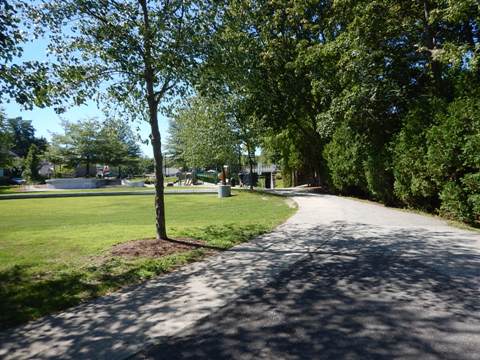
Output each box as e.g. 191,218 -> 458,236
182,223 -> 271,249
0,224 -> 268,330
0,251 -> 205,330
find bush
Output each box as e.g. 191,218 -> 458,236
439,182 -> 473,223
363,149 -> 395,204
427,97 -> 480,222
323,124 -> 367,194
392,108 -> 438,209
463,173 -> 480,221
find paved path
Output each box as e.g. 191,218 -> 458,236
1,193 -> 480,359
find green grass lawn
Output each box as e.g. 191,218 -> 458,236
0,191 -> 295,329
0,185 -> 22,194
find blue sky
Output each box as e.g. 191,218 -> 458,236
2,35 -> 171,157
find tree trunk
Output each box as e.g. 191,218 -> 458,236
248,158 -> 254,190
140,0 -> 167,240
246,144 -> 255,190
150,116 -> 167,240
422,0 -> 443,94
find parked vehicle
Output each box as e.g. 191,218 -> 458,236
10,177 -> 26,185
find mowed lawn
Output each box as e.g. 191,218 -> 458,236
0,191 -> 295,329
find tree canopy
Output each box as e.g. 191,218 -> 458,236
27,0 -> 213,239
51,118 -> 141,176
4,0 -> 480,225
188,0 -> 479,223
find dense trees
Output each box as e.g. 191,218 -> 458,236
4,0 -> 479,224
6,117 -> 47,157
0,110 -> 12,168
195,0 -> 479,224
51,118 -> 141,177
0,112 -> 46,177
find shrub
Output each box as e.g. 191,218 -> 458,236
363,149 -> 395,204
426,97 -> 480,222
439,182 -> 473,223
323,124 -> 367,194
22,144 -> 41,183
392,105 -> 438,208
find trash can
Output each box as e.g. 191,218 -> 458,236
218,185 -> 231,198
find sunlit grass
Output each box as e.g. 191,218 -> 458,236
0,191 -> 295,328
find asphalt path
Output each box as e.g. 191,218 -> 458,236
2,193 -> 479,359
135,194 -> 480,360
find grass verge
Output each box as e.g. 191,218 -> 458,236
0,191 -> 295,329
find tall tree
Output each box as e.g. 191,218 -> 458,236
52,119 -> 103,177
167,97 -> 240,174
0,109 -> 13,167
7,117 -> 47,157
22,143 -> 41,182
31,0 -> 210,239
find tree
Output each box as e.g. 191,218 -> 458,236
22,143 -> 41,182
98,118 -> 142,177
31,0 -> 211,240
167,97 -> 240,181
0,109 -> 13,168
52,118 -> 141,177
7,117 -> 47,157
44,142 -> 66,177
1,1 -> 51,107
51,119 -> 103,177
0,0 -> 23,103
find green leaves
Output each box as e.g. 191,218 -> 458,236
50,117 -> 141,171
167,96 -> 240,169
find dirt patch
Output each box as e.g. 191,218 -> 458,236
111,238 -> 208,258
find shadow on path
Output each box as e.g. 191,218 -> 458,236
1,195 -> 480,359
136,222 -> 480,360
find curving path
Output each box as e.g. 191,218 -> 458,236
1,193 -> 480,359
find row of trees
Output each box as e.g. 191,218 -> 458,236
169,1 -> 480,224
191,0 -> 479,224
48,118 -> 142,178
166,96 -> 261,188
0,109 -> 47,178
2,1 -> 478,239
0,110 -> 147,182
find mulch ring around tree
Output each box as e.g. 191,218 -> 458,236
111,238 -> 214,258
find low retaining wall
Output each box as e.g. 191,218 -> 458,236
0,189 -> 217,200
121,179 -> 145,187
46,178 -> 107,189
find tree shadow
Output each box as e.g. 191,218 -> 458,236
0,223 -> 270,331
137,223 -> 480,360
1,218 -> 480,359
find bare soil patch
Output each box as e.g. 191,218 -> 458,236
111,238 -> 208,258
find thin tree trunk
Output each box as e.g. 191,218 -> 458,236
140,0 -> 167,240
246,143 -> 255,190
423,0 -> 442,93
150,116 -> 167,240
248,157 -> 254,190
